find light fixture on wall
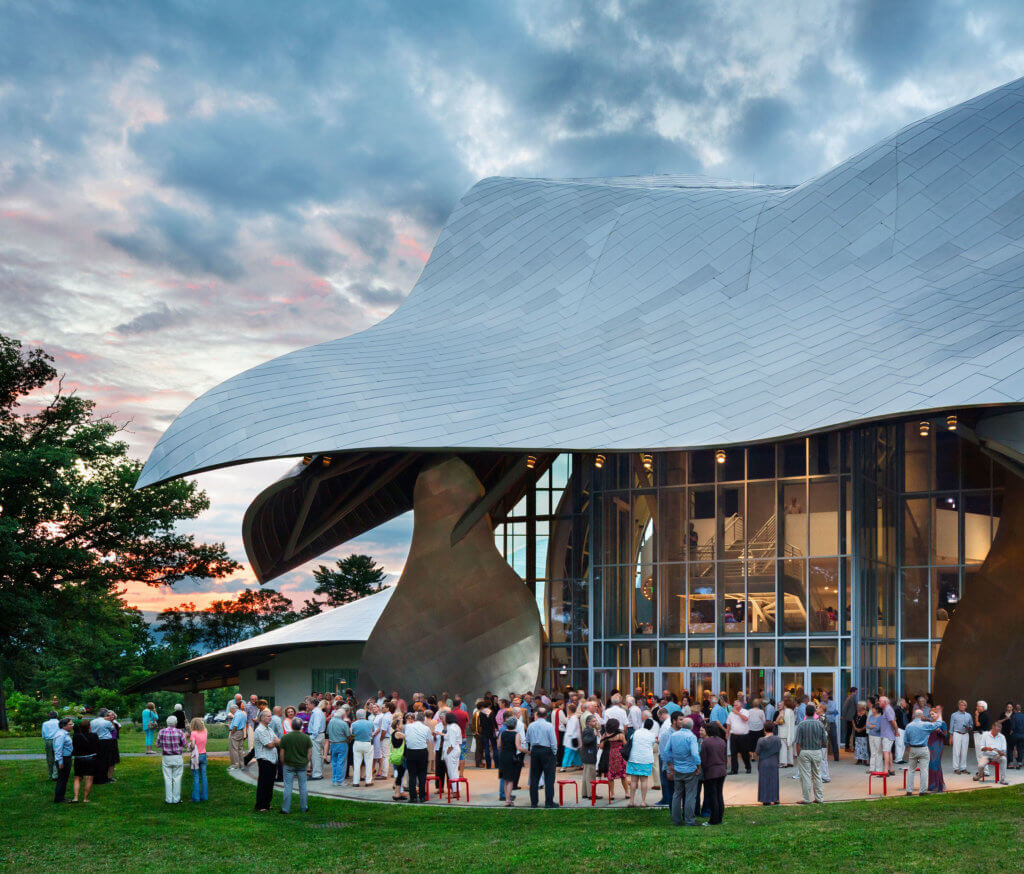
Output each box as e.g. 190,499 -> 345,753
919,420 -> 931,438
559,665 -> 568,676
715,449 -> 726,464
302,455 -> 313,465
322,455 -> 332,466
594,454 -> 606,469
947,414 -> 958,431
640,452 -> 653,472
526,455 -> 537,469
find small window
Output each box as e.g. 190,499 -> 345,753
256,669 -> 270,682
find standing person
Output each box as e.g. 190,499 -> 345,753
443,713 -> 463,787
253,710 -> 280,812
665,716 -> 702,827
626,717 -> 657,807
656,710 -> 677,806
974,723 -> 1009,784
866,702 -> 884,772
746,699 -> 766,750
269,706 -> 285,782
42,711 -> 60,780
974,700 -> 992,777
350,708 -> 375,787
389,716 -> 408,801
156,716 -> 186,804
561,703 -> 582,770
472,700 -> 485,768
402,712 -> 432,803
279,716 -> 312,813
580,714 -> 600,803
498,716 -> 525,806
449,697 -> 470,778
52,717 -> 75,803
949,699 -> 973,774
1009,705 -> 1024,769
777,700 -> 795,768
878,696 -> 898,776
479,699 -> 498,769
525,706 -> 559,808
227,703 -> 246,770
927,706 -> 947,793
852,702 -> 869,765
754,722 -> 781,805
841,687 -> 859,752
903,709 -> 940,795
244,694 -> 260,750
142,703 -> 159,755
823,691 -> 840,761
71,719 -> 98,804
600,718 -> 628,801
793,704 -> 827,804
188,717 -> 209,802
378,703 -> 394,778
326,705 -> 351,786
700,722 -> 727,825
89,709 -> 114,785
307,700 -> 327,780
725,699 -> 751,774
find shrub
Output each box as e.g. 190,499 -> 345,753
206,722 -> 229,739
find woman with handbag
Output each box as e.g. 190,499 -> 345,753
389,715 -> 408,801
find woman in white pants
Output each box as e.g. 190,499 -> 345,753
443,713 -> 462,785
867,703 -> 884,772
777,702 -> 795,767
351,708 -> 375,788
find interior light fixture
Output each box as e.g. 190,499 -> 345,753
526,455 -> 537,469
919,420 -> 930,438
641,452 -> 654,471
559,665 -> 568,676
947,414 -> 958,431
715,449 -> 726,464
301,455 -> 313,465
322,456 -> 332,466
594,454 -> 606,469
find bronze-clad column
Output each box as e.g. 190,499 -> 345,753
932,474 -> 1024,713
356,457 -> 542,701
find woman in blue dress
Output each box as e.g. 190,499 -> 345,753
927,705 -> 947,793
142,703 -> 158,755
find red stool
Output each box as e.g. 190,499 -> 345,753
868,771 -> 888,796
901,767 -> 922,791
557,779 -> 579,805
425,774 -> 441,800
447,776 -> 470,803
978,762 -> 1001,783
590,778 -> 612,806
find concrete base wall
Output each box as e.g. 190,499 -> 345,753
237,643 -> 365,707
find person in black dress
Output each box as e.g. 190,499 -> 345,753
498,717 -> 524,806
72,719 -> 98,803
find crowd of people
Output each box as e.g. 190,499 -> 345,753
42,686 -> 1024,818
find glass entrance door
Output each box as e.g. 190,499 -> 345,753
777,669 -> 837,703
808,669 -> 836,702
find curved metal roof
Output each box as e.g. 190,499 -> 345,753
139,77 -> 1024,491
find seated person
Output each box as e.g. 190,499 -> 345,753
974,725 -> 1009,784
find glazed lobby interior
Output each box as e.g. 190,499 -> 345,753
505,415 -> 1008,705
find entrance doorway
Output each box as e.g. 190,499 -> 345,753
778,669 -> 837,702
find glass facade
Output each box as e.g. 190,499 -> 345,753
491,418 -> 1003,701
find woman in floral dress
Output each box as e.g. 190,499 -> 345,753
601,718 -> 628,800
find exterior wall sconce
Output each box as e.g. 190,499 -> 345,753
594,454 -> 606,469
715,449 -> 726,464
526,455 -> 537,469
947,414 -> 958,431
640,452 -> 653,471
919,421 -> 931,437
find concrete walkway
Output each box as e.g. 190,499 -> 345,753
226,755 -> 1020,809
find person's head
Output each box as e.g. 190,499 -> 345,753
249,694 -> 258,704
857,701 -> 866,713
190,717 -> 205,733
878,696 -> 889,708
287,716 -> 301,731
77,719 -> 91,734
733,698 -> 743,709
583,715 -> 596,730
805,704 -> 815,718
59,717 -> 74,730
147,702 -> 156,711
912,709 -> 924,720
414,711 -> 425,723
681,717 -> 694,732
535,706 -> 548,721
228,703 -> 238,712
643,717 -> 655,730
259,709 -> 272,725
47,710 -> 58,720
167,716 -> 177,727
446,712 -> 458,725
453,697 -> 463,709
284,706 -> 296,718
626,695 -> 635,707
356,708 -> 366,720
671,712 -> 685,729
611,693 -> 621,705
174,703 -> 183,712
957,699 -> 967,711
272,705 -> 282,716
1007,702 -> 1015,713
763,721 -> 774,735
977,700 -> 988,711
991,723 -> 1001,736
257,699 -> 268,710
604,717 -> 620,734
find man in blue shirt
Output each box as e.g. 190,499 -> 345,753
665,714 -> 702,826
41,711 -> 60,780
307,701 -> 328,780
709,696 -> 729,727
656,709 -> 676,806
823,692 -> 840,761
525,706 -> 559,808
52,717 -> 74,803
228,703 -> 247,769
903,709 -> 940,795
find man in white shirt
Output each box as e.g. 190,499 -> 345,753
626,696 -> 643,732
307,700 -> 328,780
604,693 -> 629,731
974,724 -> 1009,784
747,699 -> 767,748
725,699 -> 752,774
402,714 -> 433,802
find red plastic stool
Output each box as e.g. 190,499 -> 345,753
901,767 -> 922,791
868,771 -> 888,796
978,762 -> 1001,783
557,779 -> 579,805
447,776 -> 470,803
590,778 -> 612,806
425,774 -> 441,800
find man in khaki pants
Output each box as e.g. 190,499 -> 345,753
228,703 -> 247,769
793,705 -> 827,804
903,709 -> 940,795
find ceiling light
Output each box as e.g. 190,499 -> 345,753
947,414 -> 958,431
919,421 -> 930,438
526,455 -> 537,469
715,449 -> 726,464
301,455 -> 313,465
640,452 -> 653,471
594,454 -> 606,469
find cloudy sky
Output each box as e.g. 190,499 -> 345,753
3,0 -> 1023,613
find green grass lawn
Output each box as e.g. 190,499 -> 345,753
2,757 -> 1023,873
0,732 -> 229,754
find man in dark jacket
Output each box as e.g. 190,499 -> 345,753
841,688 -> 858,751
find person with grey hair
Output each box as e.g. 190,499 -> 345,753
402,711 -> 433,802
498,715 -> 524,806
279,717 -> 312,813
253,709 -> 279,812
902,708 -> 940,795
156,715 -> 187,803
227,702 -> 246,770
307,699 -> 328,780
53,717 -> 75,803
665,714 -> 702,826
350,707 -> 375,788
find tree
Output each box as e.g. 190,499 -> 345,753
196,588 -> 296,650
0,334 -> 241,727
304,554 -> 387,613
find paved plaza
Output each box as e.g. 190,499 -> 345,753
229,757 -> 1020,809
